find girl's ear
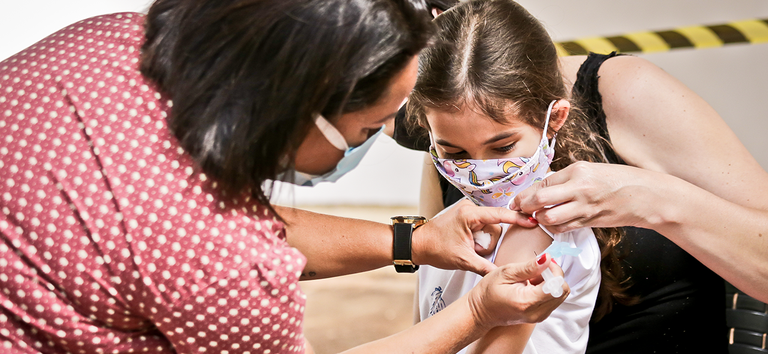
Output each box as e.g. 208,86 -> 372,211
548,99 -> 571,137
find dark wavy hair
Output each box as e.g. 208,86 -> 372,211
140,0 -> 434,217
406,0 -> 635,321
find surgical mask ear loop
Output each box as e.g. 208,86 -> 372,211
543,100 -> 557,143
314,114 -> 349,151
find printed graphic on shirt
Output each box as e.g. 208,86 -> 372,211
429,286 -> 447,316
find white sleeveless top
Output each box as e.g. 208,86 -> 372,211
418,205 -> 601,353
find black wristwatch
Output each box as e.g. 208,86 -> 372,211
391,216 -> 427,273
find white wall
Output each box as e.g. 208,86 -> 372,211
0,1 -> 153,61
4,1 -> 767,207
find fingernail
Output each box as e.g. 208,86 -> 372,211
551,258 -> 557,265
528,216 -> 538,224
537,253 -> 547,265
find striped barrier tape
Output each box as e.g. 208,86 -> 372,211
555,18 -> 768,56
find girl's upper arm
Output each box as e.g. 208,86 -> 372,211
467,227 -> 551,354
598,55 -> 768,210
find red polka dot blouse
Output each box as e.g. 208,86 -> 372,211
0,13 -> 307,354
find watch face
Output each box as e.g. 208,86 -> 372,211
391,216 -> 427,226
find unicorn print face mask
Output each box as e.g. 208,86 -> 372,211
430,100 -> 558,208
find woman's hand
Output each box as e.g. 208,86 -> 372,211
468,254 -> 569,328
511,161 -> 662,233
413,199 -> 539,276
339,254 -> 567,354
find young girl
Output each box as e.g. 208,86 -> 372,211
406,1 -> 630,352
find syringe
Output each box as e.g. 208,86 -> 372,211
541,267 -> 565,297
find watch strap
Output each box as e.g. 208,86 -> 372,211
393,222 -> 419,273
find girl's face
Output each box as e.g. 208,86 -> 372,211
426,105 -> 545,161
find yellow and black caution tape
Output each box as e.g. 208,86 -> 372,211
555,18 -> 768,56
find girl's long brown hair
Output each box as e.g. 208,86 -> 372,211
406,0 -> 635,321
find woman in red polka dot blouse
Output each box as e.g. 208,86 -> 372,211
0,0 -> 569,353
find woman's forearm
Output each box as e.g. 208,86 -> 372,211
339,257 -> 568,354
341,292 -> 487,354
276,205 -> 394,280
646,172 -> 768,301
279,200 -> 539,280
594,55 -> 768,300
515,162 -> 768,302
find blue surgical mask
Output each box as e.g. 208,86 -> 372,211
279,114 -> 383,187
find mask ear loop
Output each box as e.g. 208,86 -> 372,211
543,100 -> 558,146
314,114 -> 349,152
427,131 -> 435,149
542,100 -> 557,139
427,131 -> 439,157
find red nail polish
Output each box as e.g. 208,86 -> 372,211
551,258 -> 557,265
528,216 -> 538,224
537,253 -> 547,265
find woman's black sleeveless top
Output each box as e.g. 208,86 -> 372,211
393,52 -> 726,353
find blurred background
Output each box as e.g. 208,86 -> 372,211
3,1 -> 767,352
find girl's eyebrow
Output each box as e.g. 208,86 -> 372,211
483,132 -> 517,145
436,132 -> 518,148
435,139 -> 459,148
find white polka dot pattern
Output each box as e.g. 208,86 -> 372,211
0,13 -> 307,354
